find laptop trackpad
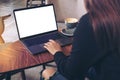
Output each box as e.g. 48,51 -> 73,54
28,44 -> 46,54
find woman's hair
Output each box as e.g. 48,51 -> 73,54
84,0 -> 120,53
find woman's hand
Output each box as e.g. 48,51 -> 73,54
44,39 -> 62,55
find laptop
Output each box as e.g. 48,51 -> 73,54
13,4 -> 73,55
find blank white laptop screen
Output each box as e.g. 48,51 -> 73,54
14,5 -> 57,38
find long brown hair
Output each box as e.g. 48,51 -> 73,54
84,0 -> 120,53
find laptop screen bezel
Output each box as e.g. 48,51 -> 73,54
13,4 -> 58,40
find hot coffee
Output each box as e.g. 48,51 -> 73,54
65,18 -> 78,29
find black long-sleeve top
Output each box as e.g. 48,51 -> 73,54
54,14 -> 120,80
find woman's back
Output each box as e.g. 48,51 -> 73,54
84,0 -> 120,79
95,51 -> 120,80
79,14 -> 120,80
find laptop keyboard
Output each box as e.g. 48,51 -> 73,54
22,32 -> 72,54
23,32 -> 66,46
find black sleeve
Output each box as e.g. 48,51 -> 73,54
54,14 -> 99,79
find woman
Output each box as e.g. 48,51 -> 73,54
41,0 -> 120,80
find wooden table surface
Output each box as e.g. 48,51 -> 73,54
0,40 -> 72,73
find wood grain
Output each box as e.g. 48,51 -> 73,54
0,41 -> 72,73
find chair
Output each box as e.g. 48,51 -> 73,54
0,15 -> 11,44
26,0 -> 47,7
0,15 -> 26,80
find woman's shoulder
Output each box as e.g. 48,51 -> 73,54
79,13 -> 90,22
74,13 -> 93,36
77,13 -> 91,28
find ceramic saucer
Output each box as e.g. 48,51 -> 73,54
61,28 -> 76,36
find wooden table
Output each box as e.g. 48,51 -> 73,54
0,40 -> 72,79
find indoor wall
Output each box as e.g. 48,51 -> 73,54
49,0 -> 87,21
